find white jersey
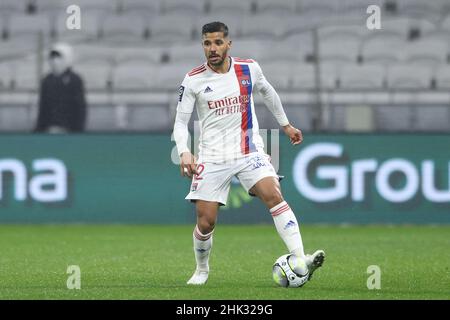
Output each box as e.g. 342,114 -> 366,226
176,56 -> 289,163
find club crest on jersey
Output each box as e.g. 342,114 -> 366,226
204,86 -> 213,93
178,85 -> 185,102
240,75 -> 251,87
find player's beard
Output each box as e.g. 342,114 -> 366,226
208,51 -> 228,67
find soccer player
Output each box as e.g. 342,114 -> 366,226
173,22 -> 325,285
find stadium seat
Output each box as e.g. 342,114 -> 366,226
297,0 -> 340,15
283,14 -> 311,34
258,61 -> 293,90
440,14 -> 450,33
410,18 -> 439,36
207,0 -> 253,14
396,0 -> 444,19
338,63 -> 385,89
0,63 -> 14,90
117,0 -> 159,15
419,30 -> 450,50
10,58 -> 39,90
435,66 -> 450,89
381,17 -> 416,39
387,64 -> 434,89
254,0 -> 297,15
112,61 -> 157,90
0,15 -> 4,37
73,44 -> 116,65
161,0 -> 206,15
430,31 -> 449,47
360,34 -> 405,65
0,36 -> 38,60
257,41 -> 304,65
86,105 -> 120,131
228,39 -> 264,62
149,14 -> 195,43
2,1 -> 450,134
340,0 -> 384,15
98,13 -> 148,42
404,39 -> 448,66
282,13 -> 324,34
0,0 -> 27,13
0,105 -> 33,131
291,64 -> 317,90
126,104 -> 172,131
320,62 -> 341,90
6,13 -> 52,39
35,0 -> 66,14
75,60 -> 113,91
166,43 -> 205,65
382,17 -> 437,39
278,32 -> 314,61
319,34 -> 361,63
156,63 -> 196,90
113,47 -> 163,65
317,24 -> 369,40
61,0 -> 117,13
240,15 -> 286,40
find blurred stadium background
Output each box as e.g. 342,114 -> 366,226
0,0 -> 449,300
0,0 -> 449,224
0,0 -> 450,132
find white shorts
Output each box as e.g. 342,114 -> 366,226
185,152 -> 278,206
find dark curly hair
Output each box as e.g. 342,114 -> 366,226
202,22 -> 229,37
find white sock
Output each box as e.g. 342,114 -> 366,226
270,201 -> 305,259
193,225 -> 213,271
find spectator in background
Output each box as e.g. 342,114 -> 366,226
35,43 -> 87,133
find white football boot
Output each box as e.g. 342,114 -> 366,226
187,269 -> 209,285
305,250 -> 325,280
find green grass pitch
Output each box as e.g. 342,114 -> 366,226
0,224 -> 448,300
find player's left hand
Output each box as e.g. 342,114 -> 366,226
180,152 -> 197,178
283,124 -> 303,145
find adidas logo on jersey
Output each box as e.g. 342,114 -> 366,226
204,86 -> 213,93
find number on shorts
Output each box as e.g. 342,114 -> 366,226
194,164 -> 204,180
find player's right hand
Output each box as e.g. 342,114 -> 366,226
180,152 -> 197,178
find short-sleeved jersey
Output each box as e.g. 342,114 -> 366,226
177,56 -> 269,163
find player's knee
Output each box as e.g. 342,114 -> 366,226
261,187 -> 283,209
195,202 -> 218,233
267,193 -> 284,208
253,177 -> 284,208
196,211 -> 216,234
197,219 -> 215,234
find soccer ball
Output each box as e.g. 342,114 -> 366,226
272,254 -> 309,288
